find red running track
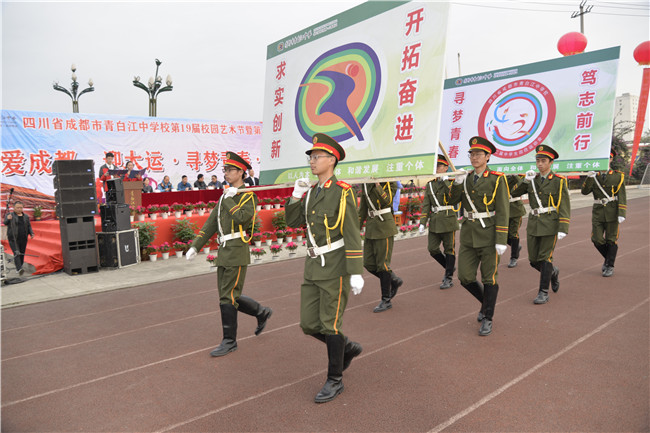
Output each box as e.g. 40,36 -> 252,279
1,197 -> 648,432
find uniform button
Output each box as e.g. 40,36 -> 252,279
312,210 -> 315,214
472,190 -> 475,193
310,222 -> 314,226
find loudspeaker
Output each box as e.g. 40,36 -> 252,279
53,159 -> 98,218
100,204 -> 131,232
53,159 -> 94,176
60,216 -> 96,243
59,215 -> 99,275
55,187 -> 96,203
105,178 -> 125,205
97,229 -> 140,268
56,201 -> 98,217
53,173 -> 95,189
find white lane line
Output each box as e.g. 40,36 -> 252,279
428,298 -> 649,433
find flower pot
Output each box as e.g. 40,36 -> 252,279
265,240 -> 272,246
174,211 -> 182,218
289,252 -> 296,257
254,258 -> 262,263
129,215 -> 135,222
276,239 -> 283,245
161,252 -> 170,260
198,209 -> 205,216
175,251 -> 183,258
209,265 -> 218,272
273,204 -> 281,209
256,205 -> 262,211
414,219 -> 420,225
285,236 -> 293,243
185,211 -> 193,217
296,235 -> 303,242
263,205 -> 272,210
203,247 -> 210,254
272,255 -> 279,260
150,213 -> 158,220
149,254 -> 158,262
254,241 -> 262,247
161,212 -> 169,219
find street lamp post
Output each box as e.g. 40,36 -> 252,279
132,59 -> 173,117
52,64 -> 94,113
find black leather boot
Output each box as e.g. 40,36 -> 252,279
440,254 -> 455,289
603,243 -> 618,277
534,262 -> 552,304
315,334 -> 345,403
430,252 -> 447,269
480,284 -> 499,336
594,242 -> 608,272
390,271 -> 403,299
373,272 -> 393,312
343,336 -> 363,371
462,281 -> 485,322
551,265 -> 560,293
508,237 -> 521,268
237,295 -> 273,336
210,304 -> 238,357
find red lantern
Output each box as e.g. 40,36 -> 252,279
557,32 -> 588,56
633,41 -> 650,66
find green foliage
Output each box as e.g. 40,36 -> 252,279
171,219 -> 199,242
132,222 -> 158,248
271,210 -> 287,231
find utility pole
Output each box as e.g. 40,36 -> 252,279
457,52 -> 461,77
571,0 -> 593,34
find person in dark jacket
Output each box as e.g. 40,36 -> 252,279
3,201 -> 34,275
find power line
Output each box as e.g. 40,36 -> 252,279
453,1 -> 648,17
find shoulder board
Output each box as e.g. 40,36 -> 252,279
489,171 -> 504,176
554,174 -> 566,180
324,179 -> 333,189
336,180 -> 351,189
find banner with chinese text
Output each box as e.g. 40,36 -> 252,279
439,47 -> 620,173
0,110 -> 262,196
260,1 -> 449,184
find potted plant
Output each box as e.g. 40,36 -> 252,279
171,219 -> 199,242
262,197 -> 273,210
158,242 -> 172,259
294,227 -> 304,242
147,204 -> 159,220
171,202 -> 185,218
158,204 -> 170,219
206,254 -> 218,267
195,201 -> 207,216
33,205 -> 43,221
412,211 -> 422,225
132,222 -> 158,257
173,240 -> 189,258
285,241 -> 298,257
184,202 -> 195,217
271,210 -> 287,231
399,225 -> 409,238
284,228 -> 294,242
206,200 -> 217,210
262,231 -> 274,246
144,245 -> 158,262
272,196 -> 282,209
274,229 -> 285,245
250,247 -> 266,263
251,232 -> 263,247
269,243 -> 283,259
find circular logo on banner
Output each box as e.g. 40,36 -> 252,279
478,80 -> 556,159
295,42 -> 382,144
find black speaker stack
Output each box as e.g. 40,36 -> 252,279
53,160 -> 99,275
98,178 -> 140,268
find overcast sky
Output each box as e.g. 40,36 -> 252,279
2,1 -> 648,123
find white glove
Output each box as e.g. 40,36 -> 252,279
618,216 -> 625,224
557,232 -> 567,240
418,224 -> 426,234
441,175 -> 449,181
587,171 -> 597,178
454,169 -> 468,184
350,274 -> 364,295
186,247 -> 197,261
292,178 -> 311,199
495,244 -> 507,255
525,170 -> 536,181
224,187 -> 238,199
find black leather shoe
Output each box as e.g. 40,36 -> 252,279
478,318 -> 492,336
533,291 -> 549,304
390,274 -> 403,299
440,276 -> 453,289
507,257 -> 518,268
18,267 -> 24,276
603,266 -> 614,277
210,339 -> 237,357
343,341 -> 363,371
551,267 -> 560,292
255,307 -> 272,336
314,378 -> 344,403
477,311 -> 484,322
373,299 -> 392,313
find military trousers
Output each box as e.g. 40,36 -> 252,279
527,234 -> 557,263
508,216 -> 523,239
591,220 -> 619,245
300,275 -> 350,337
363,237 -> 394,274
427,231 -> 456,256
217,265 -> 248,307
458,244 -> 500,286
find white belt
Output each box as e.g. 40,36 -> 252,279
368,208 -> 392,218
307,238 -> 345,258
509,197 -> 522,203
594,196 -> 617,205
530,207 -> 557,216
465,211 -> 495,220
431,205 -> 454,213
219,233 -> 241,243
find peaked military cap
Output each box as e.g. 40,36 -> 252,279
436,154 -> 450,166
535,144 -> 559,160
468,136 -> 497,154
306,133 -> 346,162
224,151 -> 252,170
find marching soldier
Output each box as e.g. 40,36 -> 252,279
506,174 -> 526,268
186,152 -> 272,357
359,181 -> 403,312
418,154 -> 459,289
511,145 -> 570,304
581,148 -> 627,277
449,137 -> 509,336
285,133 -> 364,404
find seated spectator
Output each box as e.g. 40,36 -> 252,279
194,174 -> 207,190
158,175 -> 172,192
177,175 -> 192,191
244,168 -> 260,186
142,177 -> 154,193
207,175 -> 223,189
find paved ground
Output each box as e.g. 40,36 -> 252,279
1,189 -> 648,432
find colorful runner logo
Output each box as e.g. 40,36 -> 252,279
295,42 -> 382,144
478,80 -> 556,159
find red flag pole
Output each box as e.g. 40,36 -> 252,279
629,68 -> 650,176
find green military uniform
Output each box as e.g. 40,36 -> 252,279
420,176 -> 459,288
506,174 -> 526,267
286,133 -> 364,404
449,136 -> 509,336
191,152 -> 271,357
512,145 -> 570,304
358,181 -> 402,312
581,162 -> 627,276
